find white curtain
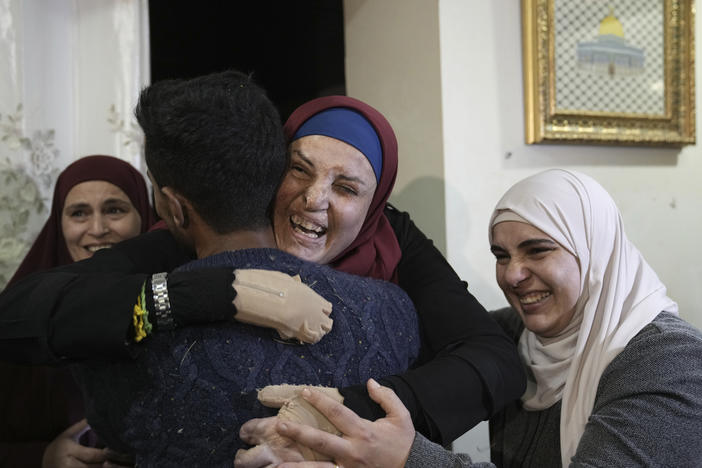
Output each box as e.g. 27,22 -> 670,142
0,0 -> 150,287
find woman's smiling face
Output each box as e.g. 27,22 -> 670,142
491,221 -> 581,338
61,180 -> 142,262
273,135 -> 377,265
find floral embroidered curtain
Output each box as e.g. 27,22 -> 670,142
0,0 -> 150,288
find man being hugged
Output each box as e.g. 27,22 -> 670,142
75,71 -> 419,467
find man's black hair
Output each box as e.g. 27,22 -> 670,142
136,70 -> 286,233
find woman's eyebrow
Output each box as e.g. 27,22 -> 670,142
336,174 -> 368,186
518,238 -> 557,249
490,245 -> 506,254
292,150 -> 313,166
102,198 -> 130,204
293,150 -> 370,187
64,202 -> 90,212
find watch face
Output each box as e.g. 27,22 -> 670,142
151,273 -> 174,329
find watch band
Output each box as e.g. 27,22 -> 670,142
151,272 -> 175,330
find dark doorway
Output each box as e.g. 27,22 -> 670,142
148,0 -> 345,120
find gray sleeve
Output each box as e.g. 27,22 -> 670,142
489,307 -> 523,342
405,432 -> 495,468
572,315 -> 702,467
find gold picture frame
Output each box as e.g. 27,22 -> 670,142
522,0 -> 695,146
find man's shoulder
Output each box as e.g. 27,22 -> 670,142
184,247 -> 407,294
179,248 -> 415,332
179,247 -> 302,272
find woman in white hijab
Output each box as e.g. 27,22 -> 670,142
237,169 -> 702,468
485,168 -> 699,467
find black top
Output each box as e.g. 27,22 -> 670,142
0,205 -> 524,445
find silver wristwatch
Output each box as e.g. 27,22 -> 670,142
151,272 -> 175,330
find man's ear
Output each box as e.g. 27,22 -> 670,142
161,187 -> 190,229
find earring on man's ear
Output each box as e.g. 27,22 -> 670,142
172,215 -> 178,225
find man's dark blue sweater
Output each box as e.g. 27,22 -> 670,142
76,248 -> 419,467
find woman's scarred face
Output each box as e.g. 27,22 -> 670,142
61,180 -> 142,262
273,135 -> 377,265
491,221 -> 581,338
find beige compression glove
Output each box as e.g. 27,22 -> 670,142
233,269 -> 333,344
258,384 -> 344,462
258,384 -> 344,408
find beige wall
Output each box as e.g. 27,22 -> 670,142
344,0 -> 446,253
438,0 -> 702,330
345,0 -> 702,459
344,0 -> 702,329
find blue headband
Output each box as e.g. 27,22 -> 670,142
292,107 -> 382,183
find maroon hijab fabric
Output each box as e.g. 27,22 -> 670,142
2,156 -> 154,466
7,155 -> 155,286
284,96 -> 401,282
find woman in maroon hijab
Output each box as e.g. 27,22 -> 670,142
0,94 -> 524,455
275,95 -> 401,283
8,155 -> 155,284
235,96 -> 524,465
1,155 -> 155,467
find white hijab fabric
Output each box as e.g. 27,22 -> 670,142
488,169 -> 678,467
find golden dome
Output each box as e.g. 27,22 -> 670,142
599,8 -> 624,37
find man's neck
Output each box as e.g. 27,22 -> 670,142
194,227 -> 277,259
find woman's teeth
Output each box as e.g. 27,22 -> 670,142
87,245 -> 113,252
290,216 -> 326,238
520,292 -> 551,305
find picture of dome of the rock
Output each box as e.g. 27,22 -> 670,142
576,9 -> 645,78
553,0 -> 664,115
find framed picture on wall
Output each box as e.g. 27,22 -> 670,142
522,0 -> 695,146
